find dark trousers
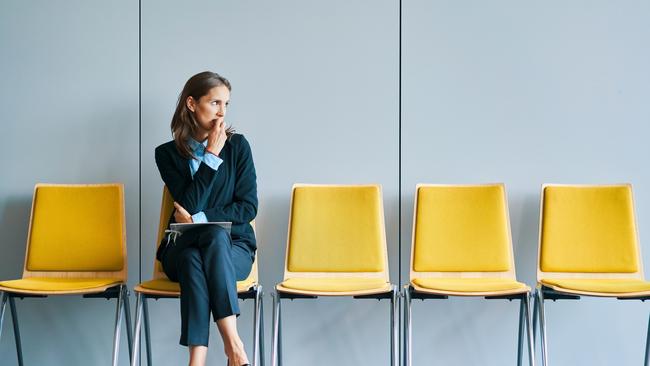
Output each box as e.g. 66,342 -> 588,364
161,225 -> 253,347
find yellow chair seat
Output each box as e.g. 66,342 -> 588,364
412,277 -> 529,294
541,278 -> 650,295
136,277 -> 256,295
0,277 -> 123,294
137,279 -> 180,294
278,277 -> 391,295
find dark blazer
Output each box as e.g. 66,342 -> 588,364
154,133 -> 258,260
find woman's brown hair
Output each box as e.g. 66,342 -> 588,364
171,71 -> 235,159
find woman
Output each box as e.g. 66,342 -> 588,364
155,71 -> 257,366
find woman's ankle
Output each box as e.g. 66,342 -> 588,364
225,340 -> 249,365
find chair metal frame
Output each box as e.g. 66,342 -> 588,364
270,184 -> 398,366
130,284 -> 264,366
0,184 -> 132,366
532,184 -> 650,366
130,187 -> 264,366
403,184 -> 535,366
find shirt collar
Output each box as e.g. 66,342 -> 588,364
188,138 -> 208,154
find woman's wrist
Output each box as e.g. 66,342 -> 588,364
205,146 -> 220,157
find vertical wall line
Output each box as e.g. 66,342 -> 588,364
398,0 -> 403,357
138,0 -> 142,286
138,0 -> 142,365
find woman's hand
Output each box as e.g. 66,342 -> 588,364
206,120 -> 227,156
173,202 -> 193,223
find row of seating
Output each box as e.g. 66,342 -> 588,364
0,183 -> 648,366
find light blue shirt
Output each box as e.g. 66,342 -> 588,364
188,138 -> 223,223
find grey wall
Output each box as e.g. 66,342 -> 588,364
1,0 -> 649,365
403,1 -> 650,365
0,1 -> 138,365
140,1 -> 398,364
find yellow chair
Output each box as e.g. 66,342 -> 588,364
130,186 -> 263,366
0,184 -> 132,366
404,184 -> 534,366
270,184 -> 398,366
534,184 -> 650,366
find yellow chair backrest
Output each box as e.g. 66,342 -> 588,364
152,186 -> 175,279
153,186 -> 258,285
538,184 -> 642,278
24,184 -> 126,279
284,184 -> 388,277
410,184 -> 515,279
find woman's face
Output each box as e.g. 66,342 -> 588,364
187,85 -> 230,140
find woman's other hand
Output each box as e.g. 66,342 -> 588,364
206,120 -> 227,156
173,202 -> 193,223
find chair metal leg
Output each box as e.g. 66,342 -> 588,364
278,297 -> 283,366
524,293 -> 535,366
253,286 -> 263,366
390,286 -> 398,366
0,292 -> 7,343
271,292 -> 281,366
131,293 -> 144,366
640,316 -> 650,366
260,297 -> 265,366
143,296 -> 152,366
9,296 -> 24,366
532,290 -> 539,345
112,285 -> 125,366
535,289 -> 548,366
517,295 -> 525,366
123,287 -> 133,361
404,286 -> 412,366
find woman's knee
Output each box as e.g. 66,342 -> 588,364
200,226 -> 230,251
177,248 -> 202,271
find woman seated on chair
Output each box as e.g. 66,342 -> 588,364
155,71 -> 257,366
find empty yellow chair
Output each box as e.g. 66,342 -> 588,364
534,184 -> 650,366
0,184 -> 132,366
404,184 -> 534,366
130,186 -> 263,366
270,184 -> 398,366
